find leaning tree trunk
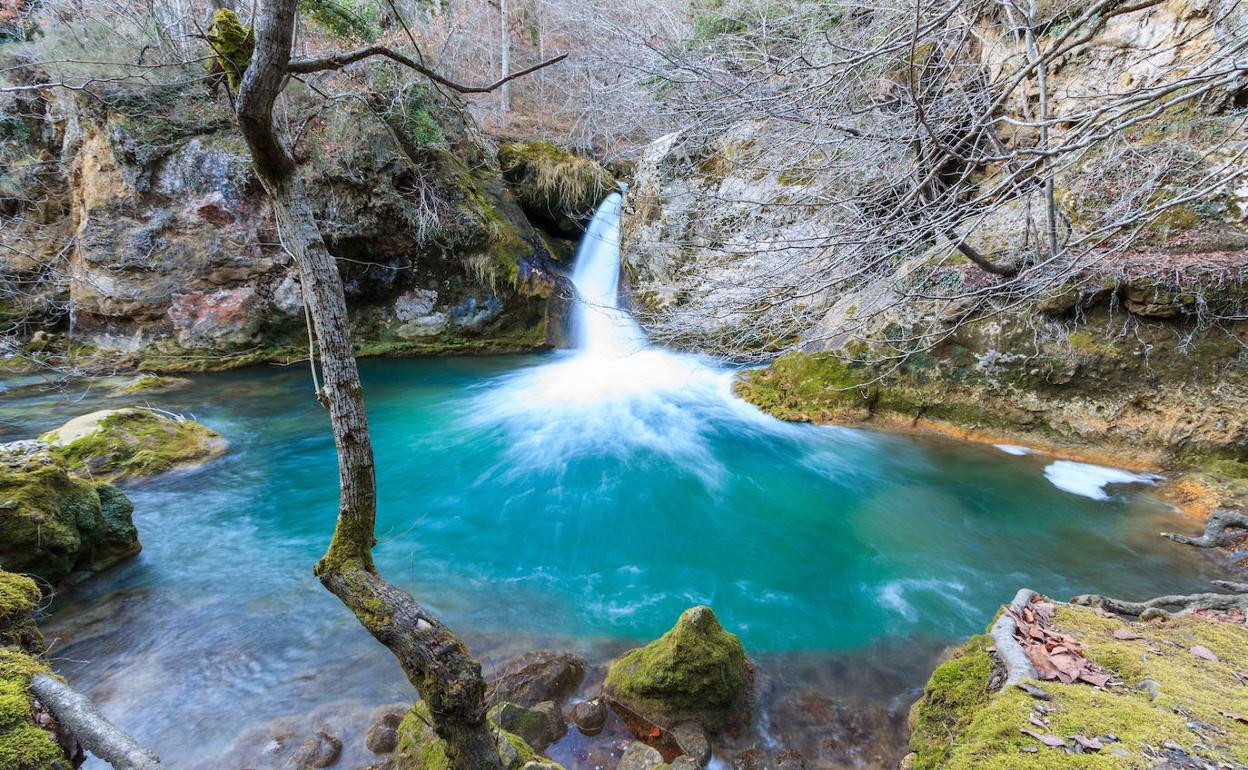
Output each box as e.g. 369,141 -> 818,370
233,3 -> 503,768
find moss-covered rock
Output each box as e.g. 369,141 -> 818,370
0,571 -> 42,651
0,441 -> 141,584
108,374 -> 193,396
498,140 -> 615,238
393,701 -> 566,770
907,598 -> 1248,769
40,407 -> 226,484
0,570 -> 77,770
604,606 -> 751,732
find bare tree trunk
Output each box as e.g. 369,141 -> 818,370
233,3 -> 503,768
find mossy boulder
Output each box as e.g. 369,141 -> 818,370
393,701 -> 566,770
108,374 -> 193,396
498,140 -> 615,238
907,598 -> 1248,769
604,606 -> 751,733
0,570 -> 77,769
40,407 -> 226,484
0,441 -> 140,584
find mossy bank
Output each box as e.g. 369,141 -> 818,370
906,598 -> 1248,769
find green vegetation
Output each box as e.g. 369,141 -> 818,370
908,602 -> 1248,769
0,649 -> 63,770
386,84 -> 445,148
497,140 -> 615,237
205,8 -> 255,92
394,700 -> 566,770
300,0 -> 381,41
734,351 -> 871,422
604,606 -> 749,731
0,445 -> 141,583
40,408 -> 225,483
110,374 -> 192,396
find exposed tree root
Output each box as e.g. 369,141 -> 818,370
1071,581 -> 1248,620
1162,509 -> 1248,548
990,588 -> 1039,686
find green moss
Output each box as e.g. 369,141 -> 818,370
205,9 -> 255,92
110,375 -> 192,396
41,408 -> 224,484
0,445 -> 140,583
0,650 -> 63,770
394,701 -> 562,770
734,351 -> 871,422
300,0 -> 381,41
909,601 -> 1248,769
497,140 -> 615,236
604,606 -> 748,731
0,573 -> 38,621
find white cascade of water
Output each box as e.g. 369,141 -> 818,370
568,192 -> 647,355
465,189 -> 781,477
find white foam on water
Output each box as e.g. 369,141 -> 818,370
1043,460 -> 1160,500
995,444 -> 1031,456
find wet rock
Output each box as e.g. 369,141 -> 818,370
773,748 -> 806,770
604,606 -> 751,733
489,701 -> 566,753
39,407 -> 227,484
0,441 -> 141,584
617,741 -> 664,770
365,712 -> 403,754
731,748 -> 768,770
488,651 -> 588,707
667,757 -> 699,770
671,722 -> 710,767
292,731 -> 342,768
569,697 -> 608,735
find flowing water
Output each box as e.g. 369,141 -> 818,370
3,193 -> 1226,768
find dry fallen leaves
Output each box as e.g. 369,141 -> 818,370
1219,710 -> 1248,724
1009,595 -> 1116,688
1190,645 -> 1219,663
1112,628 -> 1141,640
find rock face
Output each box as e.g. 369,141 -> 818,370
734,296 -> 1248,465
604,606 -> 751,733
0,441 -> 140,584
40,407 -> 226,483
2,83 -> 572,370
906,594 -> 1248,769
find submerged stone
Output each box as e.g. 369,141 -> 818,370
40,407 -> 226,484
0,441 -> 141,584
604,606 -> 751,733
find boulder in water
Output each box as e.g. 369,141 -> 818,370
487,650 -> 587,707
604,606 -> 751,733
0,441 -> 140,584
568,697 -> 608,735
616,741 -> 664,770
488,701 -> 566,753
40,407 -> 226,483
394,701 -> 565,770
291,730 -> 342,768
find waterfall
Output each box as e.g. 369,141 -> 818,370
569,192 -> 646,356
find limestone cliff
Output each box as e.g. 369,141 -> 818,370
1,80 -> 581,370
